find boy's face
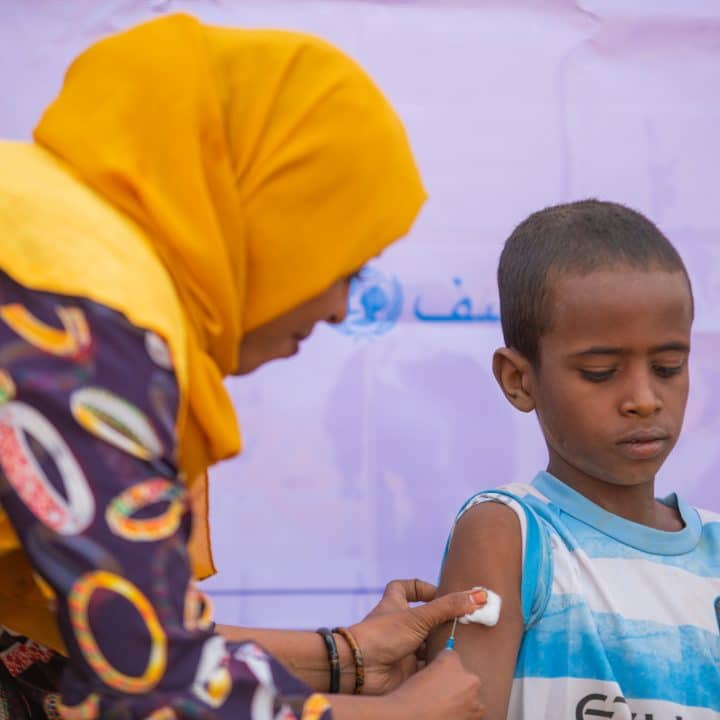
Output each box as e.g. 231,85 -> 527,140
529,267 -> 692,490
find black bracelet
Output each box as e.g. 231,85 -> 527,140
315,627 -> 340,693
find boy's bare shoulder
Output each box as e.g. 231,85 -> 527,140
451,496 -> 524,552
444,500 -> 523,602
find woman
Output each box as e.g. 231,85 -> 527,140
0,13 -> 486,720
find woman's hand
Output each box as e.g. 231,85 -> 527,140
329,649 -> 484,720
384,649 -> 485,719
349,578 -> 487,694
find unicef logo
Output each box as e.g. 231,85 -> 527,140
336,266 -> 403,337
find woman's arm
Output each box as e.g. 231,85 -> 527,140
217,625 -> 357,693
218,578 -> 490,694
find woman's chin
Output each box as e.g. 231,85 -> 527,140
234,339 -> 302,375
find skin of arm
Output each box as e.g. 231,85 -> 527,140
218,578 -> 489,697
218,625 -> 486,720
426,501 -> 525,720
217,626 -> 358,694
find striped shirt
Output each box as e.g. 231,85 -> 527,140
448,472 -> 720,719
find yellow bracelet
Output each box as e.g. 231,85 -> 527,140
332,626 -> 365,694
69,570 -> 167,693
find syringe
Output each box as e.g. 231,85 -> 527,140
445,616 -> 459,650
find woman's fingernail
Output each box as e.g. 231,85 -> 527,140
470,589 -> 488,605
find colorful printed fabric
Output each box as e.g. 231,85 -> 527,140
0,627 -> 65,719
0,269 -> 331,719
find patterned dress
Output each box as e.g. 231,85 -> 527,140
0,269 -> 332,719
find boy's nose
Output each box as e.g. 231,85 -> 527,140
619,370 -> 663,417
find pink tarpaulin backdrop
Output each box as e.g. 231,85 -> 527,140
2,0 -> 719,628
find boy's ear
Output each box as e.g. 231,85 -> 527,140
492,347 -> 535,413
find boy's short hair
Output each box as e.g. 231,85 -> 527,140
498,199 -> 692,365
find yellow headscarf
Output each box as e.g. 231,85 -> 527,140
0,14 -> 425,650
34,12 -> 426,478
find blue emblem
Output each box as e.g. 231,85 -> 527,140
336,266 -> 403,337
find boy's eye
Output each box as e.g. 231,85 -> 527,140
580,369 -> 616,383
653,364 -> 685,378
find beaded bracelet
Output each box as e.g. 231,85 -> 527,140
332,626 -> 365,694
315,627 -> 340,693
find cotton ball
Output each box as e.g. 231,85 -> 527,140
458,587 -> 502,627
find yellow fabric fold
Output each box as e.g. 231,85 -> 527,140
0,12 -> 426,652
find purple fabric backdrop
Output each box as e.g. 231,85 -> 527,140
1,0 -> 718,629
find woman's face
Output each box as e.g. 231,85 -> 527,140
234,275 -> 354,375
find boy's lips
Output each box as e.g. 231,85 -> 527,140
616,429 -> 670,461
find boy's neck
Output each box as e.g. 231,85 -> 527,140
546,455 -> 684,532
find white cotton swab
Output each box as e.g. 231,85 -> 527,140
457,587 -> 502,627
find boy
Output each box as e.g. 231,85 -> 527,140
429,200 -> 720,719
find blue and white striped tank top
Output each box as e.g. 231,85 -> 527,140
448,472 -> 720,719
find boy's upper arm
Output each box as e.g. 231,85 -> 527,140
427,501 -> 524,720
